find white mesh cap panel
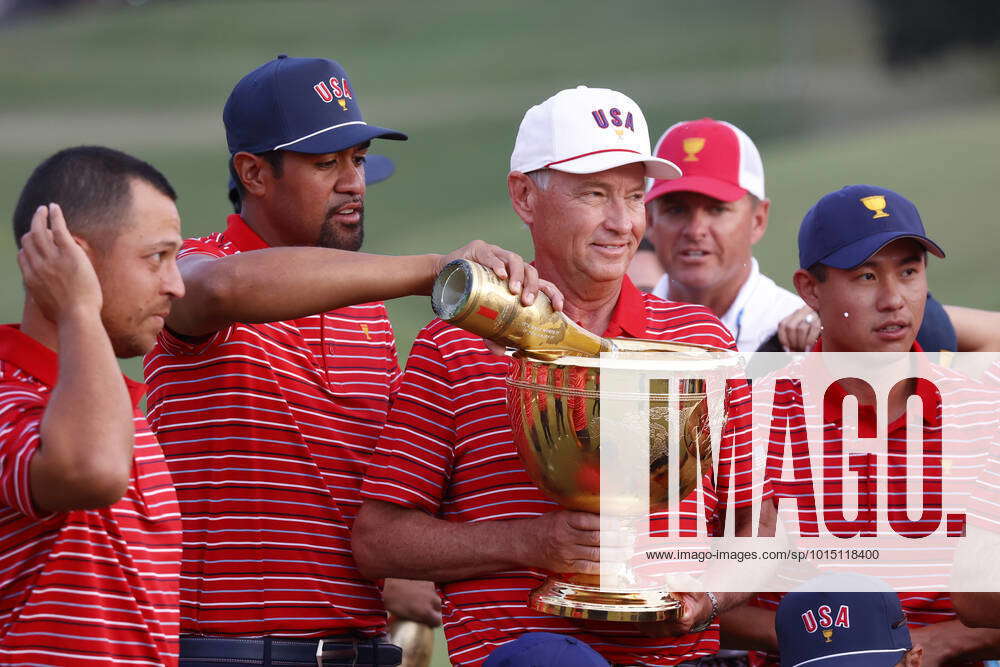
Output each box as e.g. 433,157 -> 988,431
721,120 -> 765,200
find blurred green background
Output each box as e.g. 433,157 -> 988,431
1,1 -> 998,664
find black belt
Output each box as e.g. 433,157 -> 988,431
180,635 -> 402,666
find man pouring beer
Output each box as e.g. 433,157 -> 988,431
352,86 -> 772,666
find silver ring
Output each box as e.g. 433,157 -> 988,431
804,313 -> 816,325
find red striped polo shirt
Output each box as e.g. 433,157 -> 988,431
0,324 -> 181,666
966,361 -> 1000,533
362,278 -> 759,666
143,215 -> 401,637
748,342 -> 996,665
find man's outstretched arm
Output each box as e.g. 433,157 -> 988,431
168,240 -> 558,337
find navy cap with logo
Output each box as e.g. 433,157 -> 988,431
798,185 -> 945,270
483,632 -> 609,667
224,55 -> 407,155
777,573 -> 911,667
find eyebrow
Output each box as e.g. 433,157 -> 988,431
144,238 -> 182,251
856,254 -> 923,270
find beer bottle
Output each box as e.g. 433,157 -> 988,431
431,259 -> 614,359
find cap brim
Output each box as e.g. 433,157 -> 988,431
645,175 -> 747,204
365,154 -> 395,185
821,231 -> 946,270
276,123 -> 407,154
551,151 -> 681,180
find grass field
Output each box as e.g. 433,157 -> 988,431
0,2 -> 998,664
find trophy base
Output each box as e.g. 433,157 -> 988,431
529,577 -> 682,623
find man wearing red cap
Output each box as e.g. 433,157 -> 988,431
643,118 -> 804,354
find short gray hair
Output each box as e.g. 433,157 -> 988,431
526,168 -> 551,190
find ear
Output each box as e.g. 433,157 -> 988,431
749,197 -> 770,246
793,268 -> 821,312
72,233 -> 100,265
508,171 -> 537,228
232,152 -> 268,198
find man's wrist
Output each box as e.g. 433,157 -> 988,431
689,591 -> 719,633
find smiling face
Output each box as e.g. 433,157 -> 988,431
91,178 -> 185,358
525,163 -> 646,292
793,238 -> 928,353
259,143 -> 369,250
646,190 -> 767,300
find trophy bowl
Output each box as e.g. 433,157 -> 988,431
506,340 -> 739,622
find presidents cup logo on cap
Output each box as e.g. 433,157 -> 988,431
860,194 -> 890,219
682,137 -> 706,161
224,55 -> 406,156
510,86 -> 680,180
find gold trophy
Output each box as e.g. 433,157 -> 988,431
432,260 -> 738,622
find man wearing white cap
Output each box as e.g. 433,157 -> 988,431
353,87 -> 768,666
643,118 -> 805,354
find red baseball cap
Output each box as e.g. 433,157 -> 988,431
644,118 -> 765,204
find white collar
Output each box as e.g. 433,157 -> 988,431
720,257 -> 761,335
653,258 -> 760,335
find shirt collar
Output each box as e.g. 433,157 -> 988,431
0,324 -> 145,408
720,257 -> 760,335
223,214 -> 270,252
602,275 -> 648,339
814,338 -> 938,427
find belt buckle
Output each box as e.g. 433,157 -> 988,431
316,638 -> 360,666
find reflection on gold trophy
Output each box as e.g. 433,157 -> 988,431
432,260 -> 738,622
860,195 -> 890,219
682,137 -> 705,161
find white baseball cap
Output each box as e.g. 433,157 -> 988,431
510,86 -> 681,180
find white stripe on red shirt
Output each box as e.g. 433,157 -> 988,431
0,324 -> 181,666
362,278 -> 758,666
143,215 -> 401,637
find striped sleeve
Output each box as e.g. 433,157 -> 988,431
155,236 -> 237,356
362,323 -> 458,513
0,384 -> 47,519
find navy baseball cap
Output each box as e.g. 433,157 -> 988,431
483,633 -> 609,667
777,574 -> 911,667
798,185 -> 944,270
224,55 -> 406,155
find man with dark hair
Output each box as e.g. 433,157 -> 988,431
728,185 -> 1000,665
1,145 -> 185,665
13,144 -> 177,249
143,55 -> 543,666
